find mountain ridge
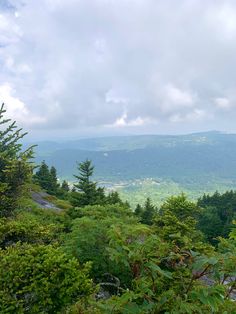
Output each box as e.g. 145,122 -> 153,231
26,131 -> 234,154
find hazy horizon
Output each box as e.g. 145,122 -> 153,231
24,130 -> 235,143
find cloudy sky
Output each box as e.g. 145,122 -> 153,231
1,0 -> 236,139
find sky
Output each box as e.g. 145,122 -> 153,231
1,0 -> 236,139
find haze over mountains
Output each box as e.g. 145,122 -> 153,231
29,131 -> 236,205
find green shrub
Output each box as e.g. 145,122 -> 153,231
0,243 -> 93,313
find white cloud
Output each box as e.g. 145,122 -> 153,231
165,84 -> 194,107
208,4 -> 236,39
214,97 -> 231,109
1,0 -> 236,136
105,89 -> 129,105
0,83 -> 45,125
158,84 -> 196,115
4,56 -> 31,73
107,111 -> 151,128
169,109 -> 206,123
0,12 -> 21,45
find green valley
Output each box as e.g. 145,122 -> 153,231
30,132 -> 236,206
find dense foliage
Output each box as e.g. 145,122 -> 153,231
0,244 -> 93,313
198,190 -> 236,244
69,160 -> 129,209
33,161 -> 70,198
0,103 -> 34,217
66,198 -> 236,313
1,106 -> 236,313
134,197 -> 157,225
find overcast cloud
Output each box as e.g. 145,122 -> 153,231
1,0 -> 236,139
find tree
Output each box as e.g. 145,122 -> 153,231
0,103 -> 34,217
63,204 -> 136,285
34,162 -> 59,195
49,165 -> 59,194
106,191 -> 123,205
33,161 -> 51,190
161,193 -> 201,221
141,197 -> 156,225
197,206 -> 223,245
71,160 -> 100,207
197,191 -> 236,244
134,203 -> 143,217
61,180 -> 70,192
155,195 -> 203,246
74,160 -> 96,193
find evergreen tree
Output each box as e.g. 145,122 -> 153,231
134,203 -> 143,217
49,166 -> 59,194
33,161 -> 51,191
95,186 -> 106,204
124,200 -> 130,208
107,191 -> 123,205
61,180 -> 70,192
197,190 -> 236,244
161,193 -> 200,220
141,198 -> 156,225
74,160 -> 95,191
34,162 -> 59,195
0,103 -> 34,217
72,160 -> 98,206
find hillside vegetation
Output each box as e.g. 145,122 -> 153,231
2,104 -> 236,313
30,132 -> 236,205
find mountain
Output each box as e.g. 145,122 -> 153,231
28,132 -> 236,206
29,131 -> 220,153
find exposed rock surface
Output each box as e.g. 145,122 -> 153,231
31,192 -> 60,211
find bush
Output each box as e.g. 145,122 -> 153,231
0,243 -> 93,313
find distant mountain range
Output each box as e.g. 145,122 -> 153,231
29,131 -> 226,153
26,131 -> 236,205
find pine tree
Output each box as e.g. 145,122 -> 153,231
141,198 -> 156,225
33,161 -> 51,191
61,180 -> 70,192
134,203 -> 143,217
95,186 -> 106,205
107,191 -> 122,205
49,166 -> 59,194
72,159 -> 98,206
0,103 -> 34,216
34,162 -> 59,195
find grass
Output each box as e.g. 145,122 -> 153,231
18,196 -> 41,211
44,195 -> 73,210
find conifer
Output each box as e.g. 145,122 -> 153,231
0,103 -> 34,216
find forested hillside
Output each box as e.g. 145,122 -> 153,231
1,104 -> 236,313
30,132 -> 236,205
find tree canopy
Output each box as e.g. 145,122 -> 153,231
0,103 -> 34,217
